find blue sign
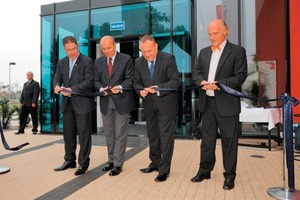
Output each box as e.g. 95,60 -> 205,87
110,21 -> 125,31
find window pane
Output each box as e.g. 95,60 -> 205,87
41,16 -> 54,132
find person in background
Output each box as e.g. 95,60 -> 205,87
53,36 -> 94,176
15,71 -> 40,135
134,35 -> 180,182
191,19 -> 248,190
94,35 -> 136,176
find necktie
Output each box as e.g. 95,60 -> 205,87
149,61 -> 154,79
211,45 -> 221,51
69,60 -> 75,78
108,57 -> 113,77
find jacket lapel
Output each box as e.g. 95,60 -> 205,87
215,42 -> 231,76
204,50 -> 212,80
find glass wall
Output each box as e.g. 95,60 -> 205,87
41,15 -> 54,132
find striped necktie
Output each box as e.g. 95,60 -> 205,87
108,57 -> 113,77
149,61 -> 154,79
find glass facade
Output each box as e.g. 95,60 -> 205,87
41,16 -> 54,132
40,0 -> 287,137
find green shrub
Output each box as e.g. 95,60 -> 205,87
0,99 -> 19,129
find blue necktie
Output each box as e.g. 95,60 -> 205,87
150,61 -> 154,79
69,60 -> 75,78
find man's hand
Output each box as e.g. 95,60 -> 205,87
110,86 -> 121,94
60,87 -> 72,97
144,86 -> 158,94
100,86 -> 109,96
140,89 -> 149,98
200,81 -> 219,91
54,86 -> 62,94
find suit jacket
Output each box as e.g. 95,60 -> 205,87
192,40 -> 248,117
134,51 -> 180,119
94,52 -> 136,115
20,79 -> 40,106
53,53 -> 94,115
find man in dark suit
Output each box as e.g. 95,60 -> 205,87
53,36 -> 94,176
191,19 -> 248,190
94,36 -> 136,176
134,35 -> 180,182
15,71 -> 40,134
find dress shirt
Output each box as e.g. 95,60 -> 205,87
206,40 -> 227,96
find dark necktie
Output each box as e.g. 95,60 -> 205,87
108,57 -> 113,77
149,61 -> 154,79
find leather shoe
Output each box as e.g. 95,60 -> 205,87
155,173 -> 169,182
74,165 -> 88,176
223,179 -> 235,190
14,131 -> 24,135
54,161 -> 76,171
140,166 -> 158,173
191,173 -> 211,182
109,167 -> 122,176
102,162 -> 114,171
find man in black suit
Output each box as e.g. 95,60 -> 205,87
191,19 -> 248,190
15,71 -> 40,134
94,35 -> 136,176
53,36 -> 94,176
134,35 -> 180,182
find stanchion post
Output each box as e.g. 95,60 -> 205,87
0,166 -> 10,174
267,93 -> 300,199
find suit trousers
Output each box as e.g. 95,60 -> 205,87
145,101 -> 175,175
63,100 -> 92,167
200,97 -> 239,180
102,97 -> 129,167
19,105 -> 38,132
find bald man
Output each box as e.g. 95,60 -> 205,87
15,71 -> 40,134
94,35 -> 136,176
191,19 -> 248,190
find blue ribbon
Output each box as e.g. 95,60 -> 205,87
0,119 -> 30,151
281,94 -> 299,191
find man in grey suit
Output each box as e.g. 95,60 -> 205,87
134,35 -> 180,182
94,36 -> 136,176
191,19 -> 248,190
53,36 -> 94,176
15,71 -> 40,134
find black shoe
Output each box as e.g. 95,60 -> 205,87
74,165 -> 88,176
223,179 -> 235,190
102,162 -> 114,171
140,166 -> 158,173
54,161 -> 76,171
191,172 -> 211,182
32,132 -> 37,135
109,167 -> 122,176
14,131 -> 24,135
155,173 -> 169,182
